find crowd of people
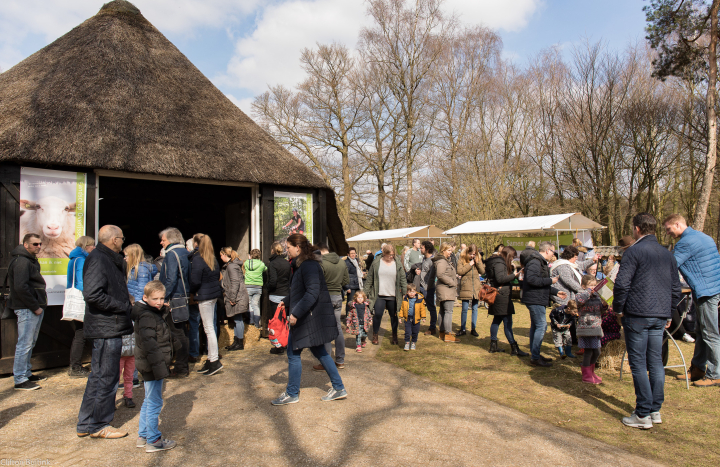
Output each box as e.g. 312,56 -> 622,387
5,211 -> 720,444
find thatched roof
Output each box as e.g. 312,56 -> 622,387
0,0 -> 328,189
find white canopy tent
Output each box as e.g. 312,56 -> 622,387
346,225 -> 450,242
444,213 -> 604,246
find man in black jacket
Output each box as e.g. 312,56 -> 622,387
614,213 -> 681,430
521,241 -> 566,367
8,233 -> 47,391
76,225 -> 132,439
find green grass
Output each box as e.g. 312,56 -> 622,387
375,301 -> 720,467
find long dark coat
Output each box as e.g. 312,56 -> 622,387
485,255 -> 515,316
285,256 -> 338,350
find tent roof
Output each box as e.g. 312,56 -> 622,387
346,225 -> 449,242
444,213 -> 605,235
0,0 -> 327,189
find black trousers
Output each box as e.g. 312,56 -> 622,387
165,314 -> 189,373
373,296 -> 398,335
69,321 -> 88,370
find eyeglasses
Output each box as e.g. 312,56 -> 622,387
31,242 -> 42,247
115,236 -> 125,242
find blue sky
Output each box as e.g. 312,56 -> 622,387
0,0 -> 648,114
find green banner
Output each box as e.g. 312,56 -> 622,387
502,234 -> 574,251
39,258 -> 70,275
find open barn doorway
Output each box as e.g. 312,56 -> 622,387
98,176 -> 253,259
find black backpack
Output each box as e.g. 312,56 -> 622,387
406,262 -> 423,284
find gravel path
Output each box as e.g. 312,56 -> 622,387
0,330 -> 660,466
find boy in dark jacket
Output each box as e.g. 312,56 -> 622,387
133,281 -> 177,453
549,304 -> 575,359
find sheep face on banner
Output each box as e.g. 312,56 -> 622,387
20,196 -> 77,258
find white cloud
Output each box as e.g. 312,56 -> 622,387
225,93 -> 254,116
217,0 -> 542,96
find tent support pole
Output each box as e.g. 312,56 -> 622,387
556,230 -> 559,248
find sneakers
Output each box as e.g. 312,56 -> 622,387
410,343 -> 416,351
650,412 -> 662,424
14,380 -> 41,391
321,388 -> 348,402
470,329 -> 479,337
145,438 -> 176,452
455,330 -> 467,337
196,360 -> 211,374
271,392 -> 299,406
336,363 -> 345,370
692,376 -> 720,387
361,338 -> 367,348
68,367 -> 90,378
28,374 -> 47,382
682,333 -> 695,343
90,426 -> 128,439
356,345 -> 362,353
622,412 -> 652,430
137,437 -> 147,448
404,342 -> 410,351
124,397 -> 136,408
204,360 -> 223,376
132,379 -> 141,388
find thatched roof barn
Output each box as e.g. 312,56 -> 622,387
0,0 -> 326,189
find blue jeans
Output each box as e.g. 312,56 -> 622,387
234,317 -> 245,339
490,314 -> 516,344
13,309 -> 44,385
188,303 -> 200,358
77,338 -> 122,433
248,288 -> 262,328
622,316 -> 666,417
527,305 -> 548,360
692,293 -> 720,379
286,330 -> 345,398
461,299 -> 479,331
420,286 -> 437,330
139,379 -> 164,443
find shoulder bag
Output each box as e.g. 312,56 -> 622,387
169,250 -> 190,323
62,259 -> 86,321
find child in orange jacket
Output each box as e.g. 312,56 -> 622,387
398,284 -> 427,351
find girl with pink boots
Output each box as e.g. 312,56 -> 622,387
575,275 -> 608,384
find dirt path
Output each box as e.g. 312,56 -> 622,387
0,330 -> 660,466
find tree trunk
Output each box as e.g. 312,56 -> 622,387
692,0 -> 719,231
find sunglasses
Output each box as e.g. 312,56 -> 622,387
31,242 -> 42,247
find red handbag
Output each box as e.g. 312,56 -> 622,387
268,302 -> 290,348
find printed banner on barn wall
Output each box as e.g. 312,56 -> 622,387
503,234 -> 574,252
274,192 -> 313,247
20,167 -> 87,305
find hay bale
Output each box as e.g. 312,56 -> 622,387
598,338 -> 630,372
218,322 -> 265,350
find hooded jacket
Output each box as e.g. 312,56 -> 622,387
321,252 -> 349,295
82,243 -> 133,339
66,246 -> 88,291
243,259 -> 267,287
7,245 -> 47,311
132,301 -> 174,381
485,255 -> 515,316
344,256 -> 363,290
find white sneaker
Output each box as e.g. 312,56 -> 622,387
650,412 -> 662,424
622,412 -> 652,430
682,333 -> 695,343
410,343 -> 416,350
404,342 -> 410,351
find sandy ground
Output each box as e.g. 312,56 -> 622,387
0,329 -> 661,467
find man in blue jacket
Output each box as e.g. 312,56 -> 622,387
614,213 -> 682,429
664,213 -> 720,387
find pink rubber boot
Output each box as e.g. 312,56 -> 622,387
591,364 -> 602,383
581,366 -> 597,384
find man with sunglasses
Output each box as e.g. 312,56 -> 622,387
8,233 -> 47,390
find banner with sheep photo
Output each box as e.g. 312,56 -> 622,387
20,167 -> 86,305
274,191 -> 313,248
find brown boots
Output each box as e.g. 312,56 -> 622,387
439,332 -> 460,343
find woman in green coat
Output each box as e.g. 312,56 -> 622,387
364,244 -> 407,346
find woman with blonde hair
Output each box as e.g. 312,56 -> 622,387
433,242 -> 459,343
364,243 -> 407,346
190,235 -> 224,375
125,243 -> 158,302
220,247 -> 249,351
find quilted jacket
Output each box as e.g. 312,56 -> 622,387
673,227 -> 720,298
521,250 -> 560,306
613,235 -> 682,319
127,262 -> 158,302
